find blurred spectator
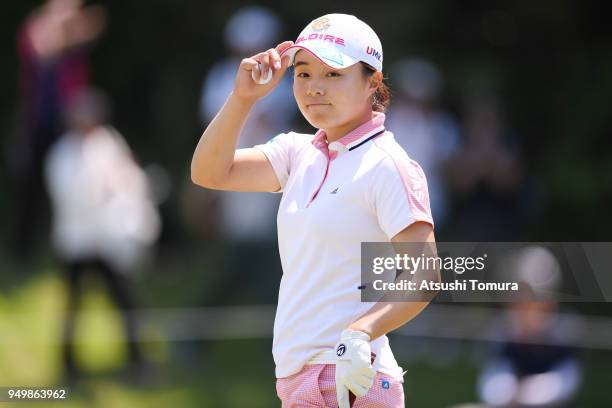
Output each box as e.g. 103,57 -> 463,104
446,94 -> 524,240
195,6 -> 295,305
387,58 -> 460,229
476,301 -> 582,408
478,246 -> 581,408
45,88 -> 161,381
11,0 -> 106,257
450,246 -> 582,408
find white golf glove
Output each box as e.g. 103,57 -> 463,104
335,329 -> 375,408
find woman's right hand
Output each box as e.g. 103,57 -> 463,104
233,40 -> 294,103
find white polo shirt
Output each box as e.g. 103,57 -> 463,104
254,112 -> 434,378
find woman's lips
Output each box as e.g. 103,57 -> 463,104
307,103 -> 331,108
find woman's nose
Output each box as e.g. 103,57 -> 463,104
306,81 -> 325,96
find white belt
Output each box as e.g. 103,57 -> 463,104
306,349 -> 337,365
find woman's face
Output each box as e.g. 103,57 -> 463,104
292,50 -> 376,134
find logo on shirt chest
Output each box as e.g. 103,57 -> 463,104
330,187 -> 340,194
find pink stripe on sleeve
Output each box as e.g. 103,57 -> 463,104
374,137 -> 434,227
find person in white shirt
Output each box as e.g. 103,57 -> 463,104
192,14 -> 437,408
45,88 -> 160,380
197,6 -> 295,306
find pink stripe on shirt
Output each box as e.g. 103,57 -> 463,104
374,136 -> 434,226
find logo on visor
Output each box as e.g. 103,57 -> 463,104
366,46 -> 382,61
296,34 -> 346,47
311,17 -> 331,31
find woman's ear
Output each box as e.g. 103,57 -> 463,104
368,71 -> 383,95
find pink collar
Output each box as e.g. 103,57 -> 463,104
312,112 -> 386,159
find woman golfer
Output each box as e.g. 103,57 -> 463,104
192,14 -> 436,408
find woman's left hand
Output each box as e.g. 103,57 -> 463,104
335,329 -> 375,407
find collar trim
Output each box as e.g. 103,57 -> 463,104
311,112 -> 386,154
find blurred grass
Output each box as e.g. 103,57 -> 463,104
0,264 -> 280,408
0,263 -> 611,407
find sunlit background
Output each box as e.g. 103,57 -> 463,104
1,1 -> 611,407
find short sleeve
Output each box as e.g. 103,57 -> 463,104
253,132 -> 294,192
373,155 -> 434,239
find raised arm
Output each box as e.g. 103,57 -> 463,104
191,41 -> 294,192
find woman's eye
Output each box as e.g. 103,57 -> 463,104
296,72 -> 309,78
327,72 -> 341,77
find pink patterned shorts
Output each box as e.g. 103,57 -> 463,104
276,364 -> 405,407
